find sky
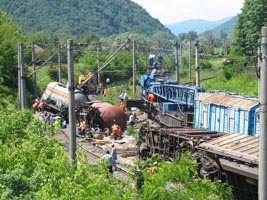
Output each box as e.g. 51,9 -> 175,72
131,0 -> 244,24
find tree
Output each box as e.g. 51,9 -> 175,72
178,32 -> 187,41
187,31 -> 198,41
232,0 -> 267,55
200,30 -> 215,55
0,11 -> 21,94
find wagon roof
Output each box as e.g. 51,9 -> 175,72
195,93 -> 259,110
198,133 -> 259,164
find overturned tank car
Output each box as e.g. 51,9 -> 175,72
91,102 -> 127,131
41,82 -> 127,133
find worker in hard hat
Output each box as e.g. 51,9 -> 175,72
111,122 -> 122,139
147,93 -> 156,102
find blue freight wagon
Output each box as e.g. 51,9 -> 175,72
194,93 -> 260,136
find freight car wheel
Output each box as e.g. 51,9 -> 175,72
199,155 -> 221,180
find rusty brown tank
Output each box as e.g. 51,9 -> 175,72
91,102 -> 127,131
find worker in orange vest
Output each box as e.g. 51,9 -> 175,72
79,120 -> 86,135
32,97 -> 40,112
148,162 -> 158,173
118,102 -> 126,112
111,123 -> 122,139
147,93 -> 156,102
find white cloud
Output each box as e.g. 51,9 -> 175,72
132,0 -> 244,24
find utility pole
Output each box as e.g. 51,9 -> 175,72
189,40 -> 192,80
132,40 -> 136,94
259,26 -> 267,200
195,41 -> 200,88
180,41 -> 182,67
174,40 -> 179,84
18,45 -> 21,109
58,43 -> 62,83
97,43 -> 100,83
258,38 -> 261,99
31,42 -> 37,99
67,39 -> 77,165
19,44 -> 27,109
223,36 -> 228,56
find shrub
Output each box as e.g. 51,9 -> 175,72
200,60 -> 212,69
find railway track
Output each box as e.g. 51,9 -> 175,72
60,128 -> 134,181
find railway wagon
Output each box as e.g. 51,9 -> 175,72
40,82 -> 128,132
41,82 -> 89,121
194,92 -> 260,136
134,73 -> 205,127
41,82 -> 89,111
138,124 -> 258,200
137,72 -> 262,137
197,133 -> 258,200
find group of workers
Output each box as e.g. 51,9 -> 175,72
32,97 -> 44,112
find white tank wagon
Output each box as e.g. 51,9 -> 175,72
41,82 -> 89,112
40,82 -> 128,133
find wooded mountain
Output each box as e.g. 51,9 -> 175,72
166,17 -> 234,36
0,0 -> 173,37
209,16 -> 238,38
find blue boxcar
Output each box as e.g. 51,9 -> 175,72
194,93 -> 260,136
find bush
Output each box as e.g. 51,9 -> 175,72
200,60 -> 212,69
223,66 -> 233,80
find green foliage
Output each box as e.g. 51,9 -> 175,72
0,0 -> 173,38
200,60 -> 212,69
203,66 -> 258,96
47,67 -> 59,81
223,66 -> 234,80
232,0 -> 267,54
0,107 -> 140,199
0,10 -> 21,91
131,153 -> 233,200
126,125 -> 138,139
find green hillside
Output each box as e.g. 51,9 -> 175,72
210,16 -> 238,38
0,0 -> 173,37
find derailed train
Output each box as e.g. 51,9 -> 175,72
137,124 -> 258,200
40,82 -> 128,132
126,72 -> 260,200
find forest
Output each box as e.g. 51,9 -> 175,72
0,0 -> 266,198
0,0 -> 172,37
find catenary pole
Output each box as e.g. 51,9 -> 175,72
224,36 -> 228,56
180,41 -> 182,67
259,26 -> 267,200
132,40 -> 136,94
67,39 -> 77,165
258,38 -> 261,99
97,43 -> 100,84
189,40 -> 192,80
58,43 -> 62,83
20,44 -> 27,109
174,40 -> 179,84
18,45 -> 21,109
195,41 -> 200,88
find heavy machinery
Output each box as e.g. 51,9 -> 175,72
77,72 -> 97,95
